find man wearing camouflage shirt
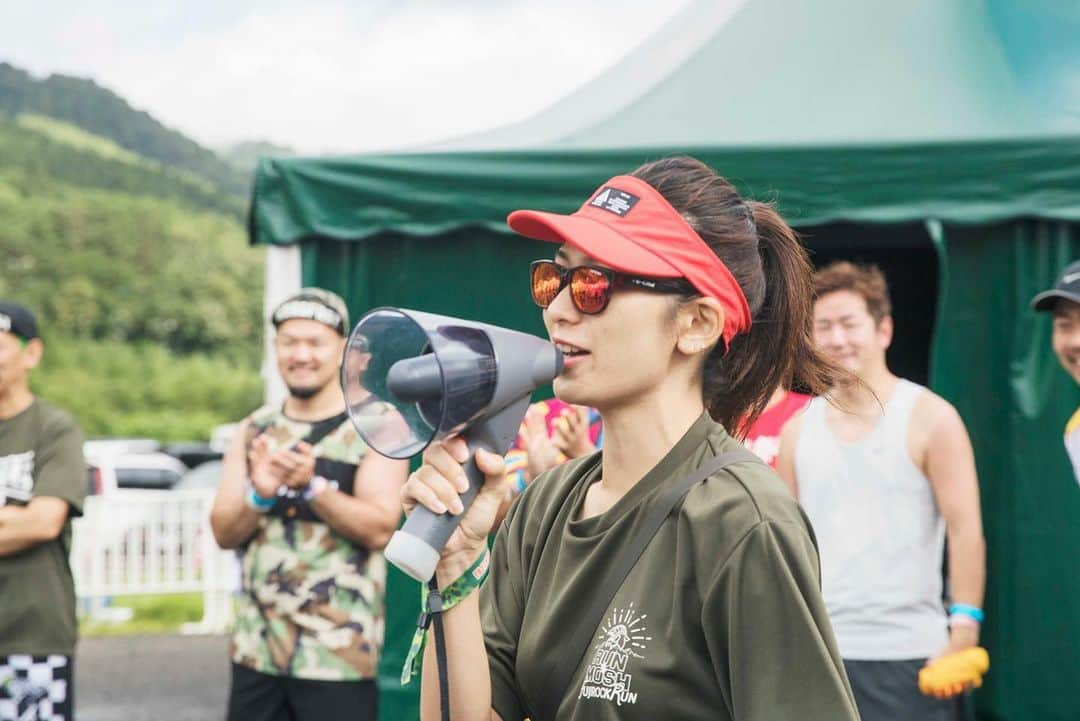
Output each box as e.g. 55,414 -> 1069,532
211,289 -> 408,721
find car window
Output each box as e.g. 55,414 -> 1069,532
115,468 -> 183,490
175,461 -> 224,491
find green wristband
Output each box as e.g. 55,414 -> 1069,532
400,547 -> 491,685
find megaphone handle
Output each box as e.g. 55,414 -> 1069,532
387,396 -> 532,582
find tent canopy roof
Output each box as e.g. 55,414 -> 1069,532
251,0 -> 1080,245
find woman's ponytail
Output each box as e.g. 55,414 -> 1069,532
705,201 -> 836,435
632,156 -> 840,436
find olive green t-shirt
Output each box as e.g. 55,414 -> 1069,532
0,399 -> 85,656
481,413 -> 858,721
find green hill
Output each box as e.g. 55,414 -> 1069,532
17,113 -> 146,165
0,65 -> 265,441
221,140 -> 296,174
0,182 -> 261,355
0,113 -> 241,216
0,62 -> 249,199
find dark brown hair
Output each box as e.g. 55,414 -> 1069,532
631,156 -> 839,436
813,260 -> 892,324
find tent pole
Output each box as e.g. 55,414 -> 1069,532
262,244 -> 303,407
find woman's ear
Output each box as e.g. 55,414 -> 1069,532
675,297 -> 724,356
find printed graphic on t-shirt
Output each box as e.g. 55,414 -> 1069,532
743,391 -> 811,468
579,603 -> 651,707
0,654 -> 71,721
744,434 -> 782,467
0,452 -> 35,505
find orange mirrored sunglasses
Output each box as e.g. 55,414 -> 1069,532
530,260 -> 695,315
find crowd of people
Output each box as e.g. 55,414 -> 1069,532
2,156 -> 1079,721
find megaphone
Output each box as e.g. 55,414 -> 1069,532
340,308 -> 563,582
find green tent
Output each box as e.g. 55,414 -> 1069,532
249,1 -> 1080,719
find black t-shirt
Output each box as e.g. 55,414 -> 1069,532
482,413 -> 858,721
0,399 -> 85,655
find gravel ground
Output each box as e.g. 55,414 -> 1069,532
76,634 -> 230,721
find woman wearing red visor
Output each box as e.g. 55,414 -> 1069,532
402,156 -> 858,721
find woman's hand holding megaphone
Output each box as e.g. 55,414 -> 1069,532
401,435 -> 507,585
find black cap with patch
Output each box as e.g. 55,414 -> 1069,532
1032,260 -> 1080,312
0,301 -> 40,341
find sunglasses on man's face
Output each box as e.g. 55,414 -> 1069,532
530,260 -> 695,315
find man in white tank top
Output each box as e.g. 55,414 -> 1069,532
777,261 -> 986,721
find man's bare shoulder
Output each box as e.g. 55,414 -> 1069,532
911,385 -> 964,428
908,384 -> 970,470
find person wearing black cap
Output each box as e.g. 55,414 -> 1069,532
210,288 -> 408,721
0,301 -> 85,721
1031,260 -> 1080,487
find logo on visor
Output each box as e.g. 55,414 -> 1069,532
589,187 -> 640,217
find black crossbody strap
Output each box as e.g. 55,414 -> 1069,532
250,410 -> 348,450
299,410 -> 349,446
534,448 -> 762,721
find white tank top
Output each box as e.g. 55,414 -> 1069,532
795,379 -> 947,660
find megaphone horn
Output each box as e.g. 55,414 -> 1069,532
340,308 -> 563,582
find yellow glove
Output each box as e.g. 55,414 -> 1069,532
918,647 -> 990,699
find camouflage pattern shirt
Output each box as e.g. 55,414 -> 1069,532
231,405 -> 386,681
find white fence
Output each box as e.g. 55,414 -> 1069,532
70,489 -> 237,634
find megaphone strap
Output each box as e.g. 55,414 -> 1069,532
400,546 -> 491,685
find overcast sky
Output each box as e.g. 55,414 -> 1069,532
1,0 -> 693,154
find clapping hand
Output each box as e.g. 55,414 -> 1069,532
248,437 -> 317,498
551,405 -> 597,460
520,405 -> 564,481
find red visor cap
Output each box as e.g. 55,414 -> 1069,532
507,174 -> 752,347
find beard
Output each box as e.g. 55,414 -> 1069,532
286,383 -> 324,400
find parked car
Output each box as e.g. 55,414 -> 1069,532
209,423 -> 238,454
84,438 -> 161,457
174,460 -> 223,492
84,451 -> 188,495
164,442 -> 222,470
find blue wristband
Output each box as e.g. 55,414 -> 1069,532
247,484 -> 277,511
948,603 -> 984,624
